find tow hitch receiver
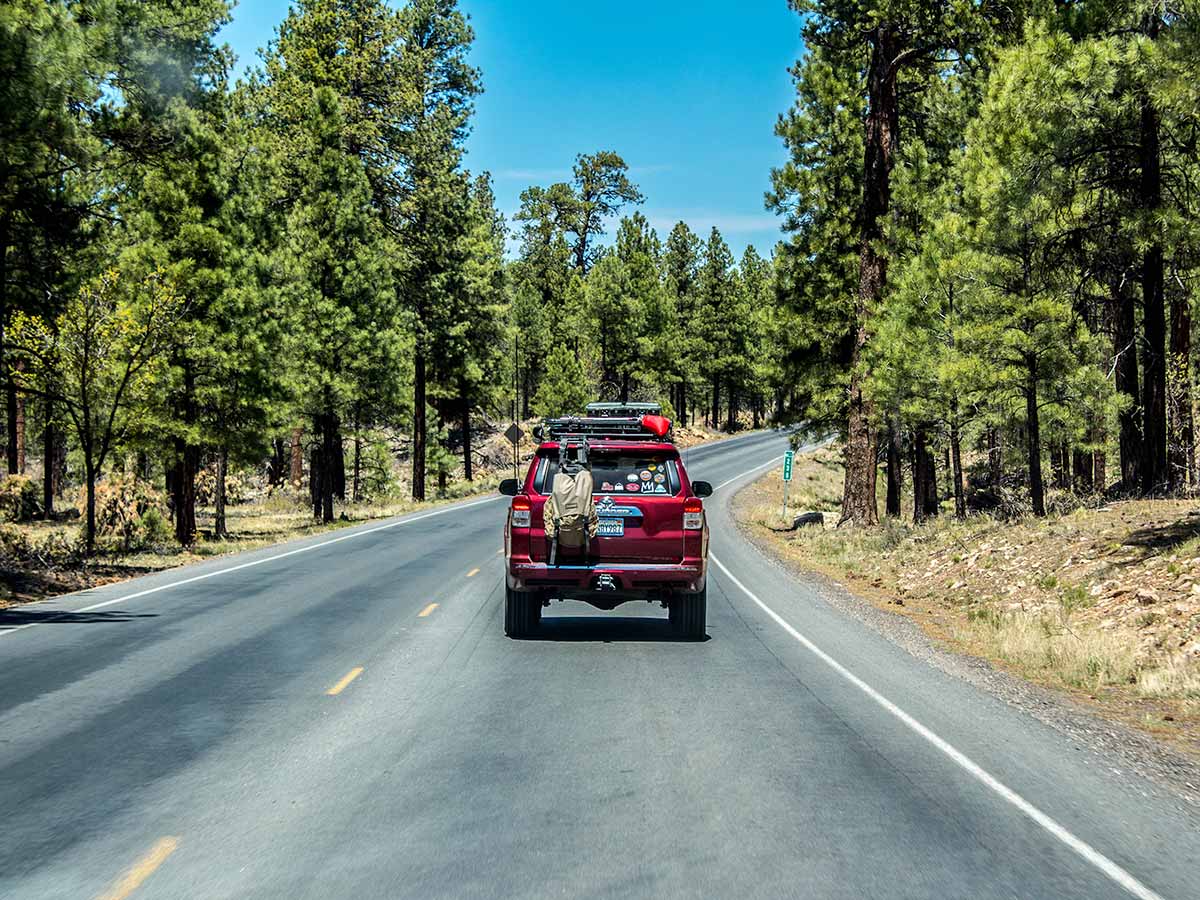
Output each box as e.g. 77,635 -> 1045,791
594,574 -> 617,592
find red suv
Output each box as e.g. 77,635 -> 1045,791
499,406 -> 713,639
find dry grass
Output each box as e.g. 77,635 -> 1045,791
735,445 -> 1200,754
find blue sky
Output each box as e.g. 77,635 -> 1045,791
218,1 -> 802,258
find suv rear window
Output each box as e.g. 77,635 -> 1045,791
536,452 -> 681,496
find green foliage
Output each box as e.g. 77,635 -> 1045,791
79,475 -> 172,553
0,476 -> 41,522
532,344 -> 593,418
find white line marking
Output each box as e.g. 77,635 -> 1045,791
0,496 -> 504,640
714,454 -> 785,491
709,555 -> 1164,900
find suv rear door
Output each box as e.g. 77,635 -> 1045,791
533,448 -> 686,564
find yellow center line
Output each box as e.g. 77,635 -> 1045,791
466,568 -> 480,578
326,666 -> 364,696
418,602 -> 439,617
97,836 -> 179,900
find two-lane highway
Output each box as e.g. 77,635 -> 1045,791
1,430 -> 1196,899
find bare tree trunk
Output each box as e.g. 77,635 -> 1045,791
310,414 -> 322,519
461,391 -> 473,482
885,418 -> 902,518
42,398 -> 54,518
1026,372 -> 1045,517
13,361 -> 24,473
290,427 -> 304,486
1139,71 -> 1167,494
711,381 -> 720,430
268,437 -> 286,487
352,433 -> 362,502
1168,267 -> 1193,491
330,413 -> 345,502
912,429 -> 928,523
1072,447 -> 1093,493
321,407 -> 335,523
214,446 -> 228,539
171,440 -> 197,546
726,379 -> 737,431
84,455 -> 96,556
413,349 -> 427,502
1108,272 -> 1141,490
5,378 -> 15,475
950,412 -> 966,519
987,427 -> 1003,491
842,27 -> 901,528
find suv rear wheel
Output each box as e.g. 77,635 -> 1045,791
504,585 -> 541,637
671,586 -> 706,640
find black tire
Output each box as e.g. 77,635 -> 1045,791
504,585 -> 541,638
671,586 -> 706,640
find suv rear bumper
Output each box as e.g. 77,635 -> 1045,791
507,560 -> 706,596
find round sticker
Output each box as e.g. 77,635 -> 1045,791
653,473 -> 665,484
640,470 -> 652,481
626,473 -> 638,482
627,482 -> 641,492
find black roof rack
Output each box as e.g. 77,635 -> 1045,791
533,415 -> 673,443
585,401 -> 662,418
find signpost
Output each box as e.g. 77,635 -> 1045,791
505,422 -> 524,480
781,450 -> 794,521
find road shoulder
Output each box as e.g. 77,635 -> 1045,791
729,471 -> 1200,809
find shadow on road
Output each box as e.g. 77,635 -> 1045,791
525,615 -> 709,643
0,608 -> 158,627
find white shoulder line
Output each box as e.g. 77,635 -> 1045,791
709,555 -> 1164,900
0,496 -> 504,641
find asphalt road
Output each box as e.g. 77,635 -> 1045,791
1,429 -> 1196,900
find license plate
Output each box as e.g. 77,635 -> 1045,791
597,518 -> 624,537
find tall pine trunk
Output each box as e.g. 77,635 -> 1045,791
412,350 -> 426,501
13,361 -> 24,473
710,381 -> 720,430
171,439 -> 197,546
950,410 -> 966,519
842,26 -> 901,527
725,379 -> 737,431
1026,368 -> 1045,517
987,426 -> 1003,492
214,446 -> 228,539
321,406 -> 335,523
331,413 -> 345,502
461,390 -> 473,482
42,398 -> 54,518
1168,270 -> 1193,490
1109,273 -> 1141,490
1139,71 -> 1167,493
885,419 -> 902,518
290,427 -> 304,486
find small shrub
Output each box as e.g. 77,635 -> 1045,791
195,466 -> 252,506
1036,573 -> 1058,591
0,475 -> 41,522
79,474 -> 172,552
1058,583 -> 1093,614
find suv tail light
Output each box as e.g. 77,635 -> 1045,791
683,497 -> 703,530
511,496 -> 531,529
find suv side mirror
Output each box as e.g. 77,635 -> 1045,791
499,478 -> 520,496
691,481 -> 713,498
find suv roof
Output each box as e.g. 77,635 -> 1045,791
584,402 -> 662,417
534,413 -> 673,445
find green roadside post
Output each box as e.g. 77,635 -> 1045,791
782,450 -> 794,522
